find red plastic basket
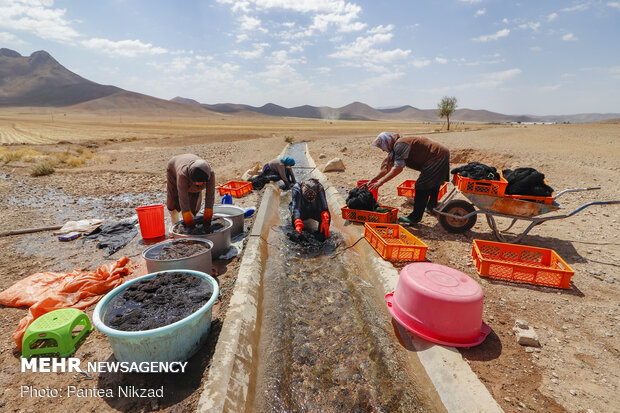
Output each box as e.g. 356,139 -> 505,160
364,223 -> 427,261
397,180 -> 448,200
472,239 -> 574,289
453,173 -> 508,197
341,205 -> 398,224
357,180 -> 378,200
217,181 -> 253,197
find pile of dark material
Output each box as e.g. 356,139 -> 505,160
174,216 -> 226,235
346,187 -> 379,211
149,240 -> 209,260
503,168 -> 554,197
451,162 -> 501,181
104,272 -> 213,331
250,174 -> 270,190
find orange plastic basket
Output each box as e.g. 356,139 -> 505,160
397,180 -> 448,200
341,205 -> 398,224
217,181 -> 253,197
472,239 -> 574,289
453,173 -> 508,197
504,194 -> 555,205
364,223 -> 427,261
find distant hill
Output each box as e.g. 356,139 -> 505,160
170,96 -> 201,105
0,48 -> 121,106
2,48 -> 619,123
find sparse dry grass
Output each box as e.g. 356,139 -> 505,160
30,162 -> 56,177
0,147 -> 44,163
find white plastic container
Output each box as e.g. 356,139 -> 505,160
93,270 -> 219,362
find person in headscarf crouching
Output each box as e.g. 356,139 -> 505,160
365,131 -> 450,225
289,178 -> 331,238
166,153 -> 215,228
254,157 -> 296,190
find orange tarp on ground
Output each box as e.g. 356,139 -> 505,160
0,256 -> 134,350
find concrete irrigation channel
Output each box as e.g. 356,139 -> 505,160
198,143 -> 502,413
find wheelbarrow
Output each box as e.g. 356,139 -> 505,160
434,185 -> 620,243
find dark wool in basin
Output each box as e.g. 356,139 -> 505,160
175,216 -> 226,235
103,272 -> 213,331
150,240 -> 209,260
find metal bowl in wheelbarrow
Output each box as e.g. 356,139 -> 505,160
385,262 -> 491,347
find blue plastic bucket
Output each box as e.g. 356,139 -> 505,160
93,270 -> 219,362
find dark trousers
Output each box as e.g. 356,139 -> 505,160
407,186 -> 440,222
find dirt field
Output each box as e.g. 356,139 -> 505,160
0,114 -> 618,413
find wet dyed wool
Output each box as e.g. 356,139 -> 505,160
346,187 -> 378,211
503,168 -> 554,196
451,162 -> 500,181
250,174 -> 270,190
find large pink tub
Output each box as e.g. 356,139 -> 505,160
385,262 -> 490,347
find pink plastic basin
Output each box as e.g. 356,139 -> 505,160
385,262 -> 490,347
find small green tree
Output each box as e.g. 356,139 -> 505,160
437,96 -> 458,131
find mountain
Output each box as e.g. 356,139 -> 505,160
0,48 -> 121,106
2,49 -> 618,123
170,96 -> 201,105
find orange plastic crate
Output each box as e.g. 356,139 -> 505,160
472,239 -> 574,289
364,223 -> 427,261
217,181 -> 253,197
504,194 -> 555,205
341,205 -> 398,224
453,173 -> 508,197
397,180 -> 448,200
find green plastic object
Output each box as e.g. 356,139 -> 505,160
21,308 -> 93,358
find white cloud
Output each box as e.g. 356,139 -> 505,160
82,38 -> 168,57
562,33 -> 578,41
367,24 -> 394,34
607,1 -> 620,10
530,46 -> 542,51
518,22 -> 540,31
474,8 -> 486,17
0,31 -> 23,44
435,57 -> 448,64
561,4 -> 591,12
233,42 -> 270,59
610,66 -> 620,79
547,12 -> 558,21
412,59 -> 431,68
472,28 -> 510,42
459,0 -> 482,3
0,0 -> 80,42
329,32 -> 410,70
239,15 -> 266,32
502,18 -> 509,24
540,84 -> 561,91
431,68 -> 521,91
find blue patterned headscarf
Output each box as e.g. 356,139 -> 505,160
280,157 -> 296,166
372,132 -> 398,152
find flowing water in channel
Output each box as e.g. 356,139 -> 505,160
249,144 -> 434,412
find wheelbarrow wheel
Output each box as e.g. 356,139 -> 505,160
438,200 -> 477,233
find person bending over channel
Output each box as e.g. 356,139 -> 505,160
261,157 -> 296,189
166,153 -> 215,228
289,178 -> 331,238
366,131 -> 450,225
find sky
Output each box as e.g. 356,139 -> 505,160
1,0 -> 619,115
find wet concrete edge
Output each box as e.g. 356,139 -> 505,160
306,146 -> 504,413
197,182 -> 281,413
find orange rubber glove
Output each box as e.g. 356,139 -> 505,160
294,219 -> 304,234
182,211 -> 195,228
320,211 -> 330,238
203,208 -> 213,226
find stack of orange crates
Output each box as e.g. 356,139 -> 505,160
472,239 -> 574,288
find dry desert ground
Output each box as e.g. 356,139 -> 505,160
0,111 -> 618,413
